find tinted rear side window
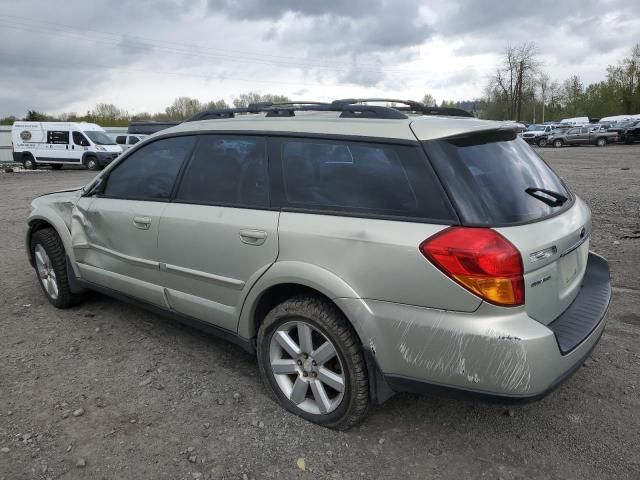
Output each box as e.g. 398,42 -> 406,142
272,138 -> 454,221
176,135 -> 268,208
423,133 -> 572,226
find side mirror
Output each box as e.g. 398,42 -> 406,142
83,176 -> 106,197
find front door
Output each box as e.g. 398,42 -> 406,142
71,131 -> 91,163
156,135 -> 278,332
71,135 -> 196,307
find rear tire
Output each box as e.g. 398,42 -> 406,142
257,295 -> 369,430
22,155 -> 36,170
85,157 -> 99,171
50,164 -> 63,170
30,228 -> 84,309
553,139 -> 564,148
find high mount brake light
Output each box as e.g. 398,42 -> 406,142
419,227 -> 525,307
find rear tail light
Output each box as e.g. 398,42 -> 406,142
419,227 -> 524,307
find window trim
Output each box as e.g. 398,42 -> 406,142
268,135 -> 459,224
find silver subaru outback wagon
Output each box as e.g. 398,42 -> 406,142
25,99 -> 611,429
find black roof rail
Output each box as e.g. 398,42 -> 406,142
184,100 -> 408,122
333,98 -> 474,118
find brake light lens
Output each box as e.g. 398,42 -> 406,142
419,227 -> 524,306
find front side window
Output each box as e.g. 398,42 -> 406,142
176,135 -> 268,208
85,131 -> 116,145
103,136 -> 196,201
128,136 -> 140,145
47,131 -> 69,144
423,132 -> 572,226
115,136 -> 126,144
275,138 -> 453,220
72,131 -> 90,146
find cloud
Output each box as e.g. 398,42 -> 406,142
0,0 -> 638,117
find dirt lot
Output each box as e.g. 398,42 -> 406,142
1,145 -> 639,480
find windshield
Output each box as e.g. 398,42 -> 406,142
84,130 -> 116,145
423,132 -> 572,226
527,125 -> 545,131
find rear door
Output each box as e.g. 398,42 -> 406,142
72,135 -> 196,306
422,131 -> 591,324
156,135 -> 278,332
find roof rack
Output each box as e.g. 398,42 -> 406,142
184,100 -> 408,122
333,98 -> 474,118
184,98 -> 474,122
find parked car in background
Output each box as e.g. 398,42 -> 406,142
621,120 -> 640,143
24,98 -> 611,429
522,124 -> 556,146
11,121 -> 122,170
128,121 -> 180,135
547,126 -> 618,147
115,134 -> 147,151
607,119 -> 639,137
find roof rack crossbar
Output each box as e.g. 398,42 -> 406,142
333,98 -> 474,118
184,101 -> 409,122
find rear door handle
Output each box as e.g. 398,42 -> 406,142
133,216 -> 152,230
239,229 -> 267,246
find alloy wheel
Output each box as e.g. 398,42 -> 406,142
34,244 -> 59,300
269,320 -> 345,415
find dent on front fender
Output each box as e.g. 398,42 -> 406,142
26,190 -> 85,272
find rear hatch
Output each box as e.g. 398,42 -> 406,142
421,129 -> 591,324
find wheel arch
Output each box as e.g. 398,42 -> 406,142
26,213 -> 78,275
238,261 -> 362,342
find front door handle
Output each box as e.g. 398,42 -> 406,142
239,229 -> 267,246
133,216 -> 152,230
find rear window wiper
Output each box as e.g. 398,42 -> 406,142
525,187 -> 568,207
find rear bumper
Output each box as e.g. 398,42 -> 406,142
336,252 -> 610,399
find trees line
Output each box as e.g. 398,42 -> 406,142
0,92 -> 291,126
2,44 -> 638,126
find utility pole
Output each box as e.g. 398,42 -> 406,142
516,60 -> 524,121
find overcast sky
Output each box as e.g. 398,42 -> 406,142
0,0 -> 638,117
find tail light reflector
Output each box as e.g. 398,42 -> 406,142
419,227 -> 524,306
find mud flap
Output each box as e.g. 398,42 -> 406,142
364,349 -> 395,405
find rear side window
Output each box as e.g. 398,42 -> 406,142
423,132 -> 572,226
176,135 -> 268,208
47,131 -> 69,144
273,138 -> 453,221
104,136 -> 195,201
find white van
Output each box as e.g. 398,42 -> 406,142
559,116 -> 590,126
11,122 -> 123,170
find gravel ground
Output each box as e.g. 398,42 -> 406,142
1,145 -> 639,480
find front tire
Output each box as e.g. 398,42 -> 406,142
537,138 -> 548,147
85,157 -> 99,171
30,228 -> 84,309
22,155 -> 36,170
257,295 -> 369,430
596,137 -> 607,147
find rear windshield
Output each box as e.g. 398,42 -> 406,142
423,132 -> 572,226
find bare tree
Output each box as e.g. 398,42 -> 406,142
421,93 -> 436,107
232,92 -> 290,108
491,42 -> 540,120
165,97 -> 203,120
